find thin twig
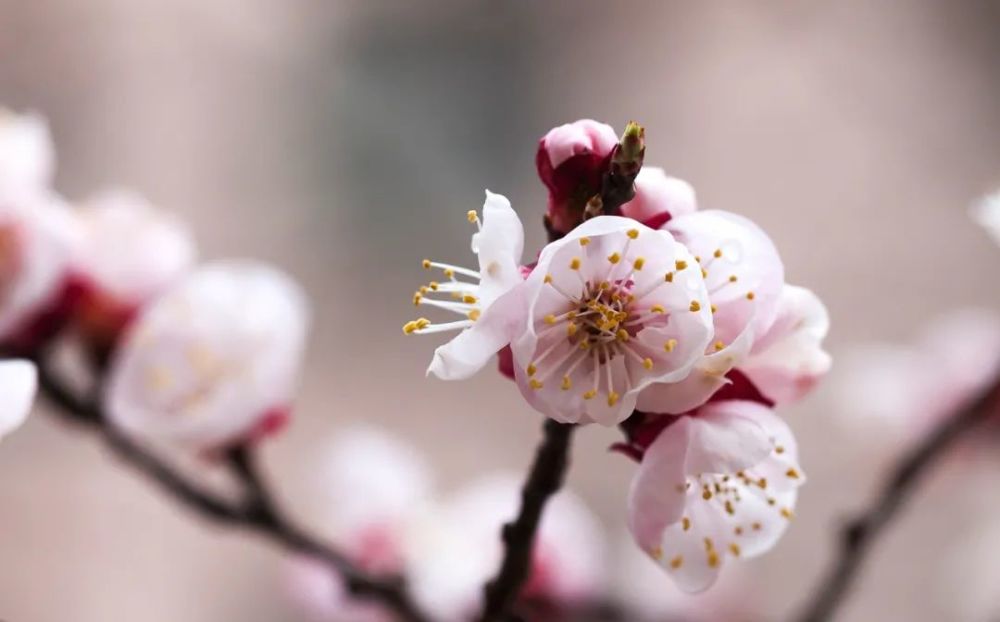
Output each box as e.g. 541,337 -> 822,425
479,419 -> 576,622
794,372 -> 1000,622
34,361 -> 431,622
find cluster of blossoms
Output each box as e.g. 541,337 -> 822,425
0,107 -> 308,451
406,119 -> 831,591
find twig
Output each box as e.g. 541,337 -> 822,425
479,419 -> 576,622
794,372 -> 1000,622
34,360 -> 431,622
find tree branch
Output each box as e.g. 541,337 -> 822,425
34,361 -> 431,622
479,419 -> 576,622
794,372 -> 1000,622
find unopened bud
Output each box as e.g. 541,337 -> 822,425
612,121 -> 645,178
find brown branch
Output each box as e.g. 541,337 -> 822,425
794,372 -> 1000,622
34,360 -> 431,622
479,419 -> 576,622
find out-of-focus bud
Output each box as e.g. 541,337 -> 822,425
0,108 -> 54,201
620,167 -> 698,227
74,190 -> 196,352
0,194 -> 82,350
0,358 -> 37,440
104,261 -> 309,450
536,120 -> 618,235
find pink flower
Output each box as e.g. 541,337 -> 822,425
508,216 -> 714,425
104,261 -> 309,449
405,191 -> 526,380
620,167 -> 698,226
536,120 -> 618,235
0,108 -> 54,200
406,474 -> 606,621
74,189 -> 196,346
0,193 -> 81,347
625,400 -> 804,592
0,358 -> 37,439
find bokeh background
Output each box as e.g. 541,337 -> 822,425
1,1 -> 999,620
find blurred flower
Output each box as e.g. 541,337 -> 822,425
406,191 -> 525,380
625,401 -> 803,593
104,261 -> 309,449
970,190 -> 1000,246
834,307 -> 1000,445
0,358 -> 37,439
536,119 -> 618,235
406,474 -> 606,622
0,194 -> 81,348
614,531 -> 754,621
0,108 -> 54,201
620,167 -> 698,227
509,216 -> 713,425
73,189 -> 196,348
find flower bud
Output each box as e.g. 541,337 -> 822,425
536,120 -> 618,235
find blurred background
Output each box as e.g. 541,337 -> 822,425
1,1 -> 999,620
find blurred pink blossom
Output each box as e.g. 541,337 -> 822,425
0,358 -> 37,440
0,108 -> 54,200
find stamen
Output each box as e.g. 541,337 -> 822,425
675,260 -> 688,271
626,228 -> 640,239
633,257 -> 645,271
607,252 -> 621,264
423,261 -> 480,280
579,237 -> 591,246
690,301 -> 702,312
570,257 -> 582,270
746,291 -> 756,300
664,339 -> 678,352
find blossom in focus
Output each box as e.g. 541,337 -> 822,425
536,119 -> 618,235
834,308 -> 1000,445
0,108 -> 54,200
405,474 -> 606,621
74,189 -> 196,346
970,190 -> 1000,246
614,532 -> 754,621
0,358 -> 37,439
405,190 -> 526,380
104,261 -> 309,449
509,216 -> 714,425
0,194 -> 81,346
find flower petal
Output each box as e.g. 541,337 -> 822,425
472,191 -> 524,306
0,358 -> 36,438
620,167 -> 697,224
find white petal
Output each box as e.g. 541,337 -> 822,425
0,359 -> 36,438
628,416 -> 693,551
620,167 -> 698,223
427,286 -> 525,380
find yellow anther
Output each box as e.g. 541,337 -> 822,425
746,291 -> 756,300
544,314 -> 557,325
613,329 -> 627,343
729,274 -> 738,283
651,547 -> 663,561
729,543 -> 741,557
429,281 -> 439,291
443,268 -> 454,278
416,318 -> 431,329
419,285 -> 429,294
569,257 -> 581,270
781,508 -> 794,520
413,293 -> 422,306
725,501 -> 735,515
710,304 -> 718,314
786,468 -> 800,479
627,228 -> 639,239
664,271 -> 674,283
682,517 -> 691,531
701,268 -> 708,278
675,260 -> 688,270
402,321 -> 419,335
467,309 -> 481,321
544,274 -> 553,284
527,363 -> 537,376
579,236 -> 591,246
567,323 -> 579,337
422,259 -> 431,269
775,445 -> 786,454
579,340 -> 591,351
463,294 -> 477,304
650,304 -> 665,314
529,378 -> 544,390
695,256 -> 702,263
734,526 -> 744,536
670,555 -> 684,569
607,392 -> 620,407
642,357 -> 654,370
690,301 -> 702,312
702,489 -> 713,500
633,257 -> 645,271
583,389 -> 597,400
607,252 -> 621,264
664,339 -> 678,353
561,375 -> 572,391
707,550 -> 720,568
714,341 -> 725,352
752,522 -> 762,531
467,210 -> 478,223
600,281 -> 610,290
714,248 -> 723,258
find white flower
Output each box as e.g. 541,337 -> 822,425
0,108 -> 54,200
75,189 -> 196,311
510,216 -> 713,425
405,190 -> 526,380
105,261 -> 309,449
0,358 -> 37,439
627,401 -> 803,593
0,194 -> 81,342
